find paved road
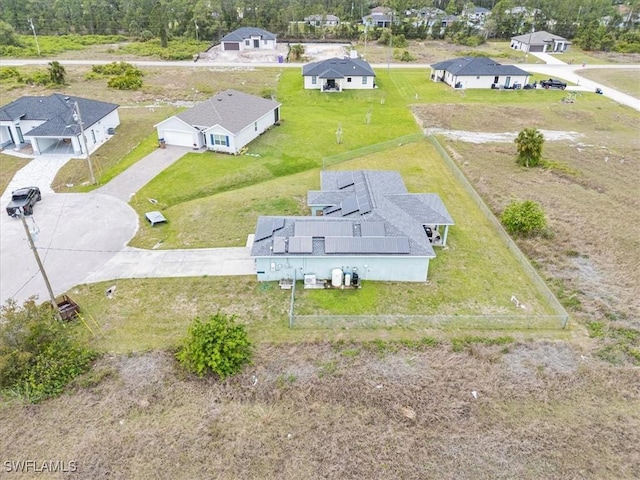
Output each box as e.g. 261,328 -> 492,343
0,145 -> 255,305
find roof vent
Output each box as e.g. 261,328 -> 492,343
217,98 -> 222,101
227,92 -> 232,96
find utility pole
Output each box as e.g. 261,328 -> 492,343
28,18 -> 41,56
73,101 -> 96,185
19,209 -> 61,320
194,19 -> 199,41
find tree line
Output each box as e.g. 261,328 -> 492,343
0,0 -> 638,49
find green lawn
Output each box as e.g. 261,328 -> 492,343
0,154 -> 30,194
578,68 -> 640,98
65,68 -> 580,351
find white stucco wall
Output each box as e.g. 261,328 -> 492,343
238,36 -> 276,51
255,255 -> 430,282
156,117 -> 201,147
455,74 -> 529,88
303,75 -> 374,90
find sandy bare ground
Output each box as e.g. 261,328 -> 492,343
424,128 -> 582,143
202,42 -> 350,64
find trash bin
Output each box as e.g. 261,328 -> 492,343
277,55 -> 284,64
159,138 -> 166,149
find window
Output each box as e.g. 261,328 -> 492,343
311,75 -> 317,85
210,134 -> 227,146
91,130 -> 96,143
347,77 -> 352,83
254,122 -> 258,132
362,77 -> 368,85
244,39 -> 250,46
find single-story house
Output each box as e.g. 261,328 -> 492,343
221,27 -> 276,51
510,30 -> 571,53
302,57 -> 376,92
463,6 -> 491,21
251,170 -> 454,283
362,13 -> 394,27
430,57 -> 530,89
0,94 -> 119,156
155,89 -> 281,154
305,14 -> 340,27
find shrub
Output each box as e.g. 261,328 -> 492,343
0,298 -> 95,403
394,49 -> 416,62
90,61 -> 143,77
177,313 -> 252,379
515,128 -> 545,167
107,74 -> 143,90
501,200 -> 547,237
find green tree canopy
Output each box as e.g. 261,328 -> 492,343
515,127 -> 545,167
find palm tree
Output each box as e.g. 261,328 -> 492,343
514,127 -> 544,167
48,61 -> 66,85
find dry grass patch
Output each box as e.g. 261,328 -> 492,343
1,343 -> 638,479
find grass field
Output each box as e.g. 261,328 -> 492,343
0,154 -> 30,194
578,68 -> 640,97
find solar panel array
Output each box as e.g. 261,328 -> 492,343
340,196 -> 359,216
255,218 -> 286,242
294,221 -> 353,237
325,236 -> 410,254
360,222 -> 386,237
337,171 -> 355,189
273,236 -> 286,253
288,236 -> 313,253
353,172 -> 373,215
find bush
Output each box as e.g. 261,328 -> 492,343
501,200 -> 547,237
0,298 -> 95,403
108,74 -> 143,90
90,61 -> 143,77
177,313 -> 252,379
394,49 -> 416,62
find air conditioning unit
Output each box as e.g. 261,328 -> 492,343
304,274 -> 316,286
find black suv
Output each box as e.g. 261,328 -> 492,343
540,79 -> 567,90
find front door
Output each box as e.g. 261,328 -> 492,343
327,79 -> 336,90
253,39 -> 259,48
505,76 -> 511,88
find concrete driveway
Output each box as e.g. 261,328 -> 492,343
0,145 -> 254,305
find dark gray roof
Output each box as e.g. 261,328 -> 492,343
251,171 -> 454,259
0,94 -> 118,137
302,57 -> 375,78
175,90 -> 280,134
511,30 -> 570,45
221,27 -> 276,42
430,57 -> 529,77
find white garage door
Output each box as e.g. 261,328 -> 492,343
163,130 -> 194,147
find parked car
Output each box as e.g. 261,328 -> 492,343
540,79 -> 567,90
6,186 -> 41,217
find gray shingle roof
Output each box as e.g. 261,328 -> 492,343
0,94 -> 118,137
175,90 -> 280,134
251,171 -> 454,259
511,30 -> 570,45
302,58 -> 375,78
430,57 -> 529,77
221,27 -> 276,42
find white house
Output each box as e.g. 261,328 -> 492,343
0,94 -> 119,156
510,30 -> 571,53
155,90 -> 281,154
302,57 -> 376,92
251,170 -> 454,283
305,14 -> 340,27
221,27 -> 277,51
430,57 -> 530,89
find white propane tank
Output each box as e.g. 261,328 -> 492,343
345,273 -> 351,287
331,268 -> 343,287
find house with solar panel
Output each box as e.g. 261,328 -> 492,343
302,57 -> 376,92
250,170 -> 454,283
